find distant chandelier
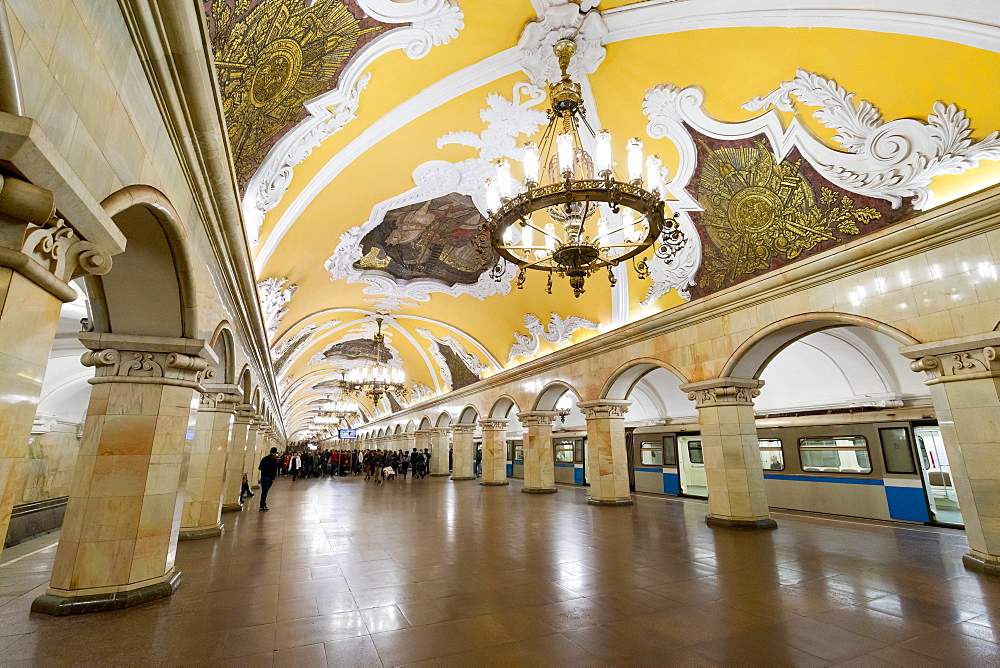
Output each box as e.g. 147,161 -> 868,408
344,317 -> 407,405
480,38 -> 685,297
313,398 -> 359,426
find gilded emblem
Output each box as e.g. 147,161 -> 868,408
205,0 -> 391,190
696,141 -> 881,291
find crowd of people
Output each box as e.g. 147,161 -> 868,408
272,447 -> 434,483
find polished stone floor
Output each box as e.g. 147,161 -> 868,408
1,475 -> 999,667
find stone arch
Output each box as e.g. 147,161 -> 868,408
723,312 -> 920,380
435,411 -> 453,427
393,424 -> 403,435
418,416 -> 432,430
89,185 -> 198,338
532,380 -> 583,411
457,405 -> 479,424
238,366 -> 252,405
405,420 -> 416,433
251,387 -> 260,414
208,322 -> 236,384
489,395 -> 520,418
600,358 -> 690,400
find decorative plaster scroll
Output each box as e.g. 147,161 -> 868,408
507,312 -> 600,364
325,84 -> 547,311
518,0 -> 607,87
81,349 -> 209,388
411,382 -> 434,403
258,277 -> 297,341
21,218 -> 113,283
577,401 -> 629,419
272,319 -> 342,378
243,0 -> 464,246
911,347 -> 999,383
687,386 -> 761,408
478,418 -> 508,431
517,411 -> 557,427
640,71 -> 1000,306
450,423 -> 475,434
199,390 -> 240,411
415,327 -> 491,390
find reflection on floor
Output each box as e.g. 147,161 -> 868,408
1,476 -> 999,667
932,508 -> 966,526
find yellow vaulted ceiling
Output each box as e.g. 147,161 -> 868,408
223,1 -> 1000,435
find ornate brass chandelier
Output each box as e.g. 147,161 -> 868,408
313,397 -> 360,426
480,38 -> 685,297
344,318 -> 407,405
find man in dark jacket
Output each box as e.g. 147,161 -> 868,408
258,447 -> 279,511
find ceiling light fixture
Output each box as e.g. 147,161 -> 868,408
344,317 -> 407,405
480,38 -> 685,297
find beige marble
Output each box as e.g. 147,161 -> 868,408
0,268 -> 63,560
46,339 -> 206,598
518,411 -> 557,493
22,418 -> 82,504
478,419 -> 508,485
180,390 -> 237,535
450,424 -> 475,480
240,411 -> 259,485
428,428 -> 449,476
222,409 -> 252,511
578,401 -> 632,505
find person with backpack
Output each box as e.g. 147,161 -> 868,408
257,447 -> 279,512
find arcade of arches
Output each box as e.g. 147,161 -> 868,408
0,0 -> 999,664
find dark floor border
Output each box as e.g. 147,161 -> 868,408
31,571 -> 182,616
4,497 -> 68,549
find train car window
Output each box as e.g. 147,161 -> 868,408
916,435 -> 931,469
798,436 -> 872,474
879,428 -> 916,474
663,436 -> 677,466
554,439 -> 575,462
759,439 -> 784,470
640,440 -> 664,465
512,442 -> 523,461
688,440 -> 704,464
574,438 -> 585,463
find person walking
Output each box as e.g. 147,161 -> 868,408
258,447 -> 279,512
239,472 -> 254,501
289,452 -> 301,481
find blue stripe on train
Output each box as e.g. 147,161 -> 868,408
885,485 -> 931,522
506,463 -> 512,477
764,474 -> 884,485
663,472 -> 680,495
574,466 -> 584,485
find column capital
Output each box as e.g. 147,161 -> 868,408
414,429 -> 432,436
450,424 -> 476,435
901,332 -> 1000,385
234,404 -> 256,424
477,418 -> 508,431
680,377 -> 763,408
576,400 -> 630,420
517,411 -> 557,427
198,383 -> 242,413
429,427 -> 451,435
78,333 -> 213,390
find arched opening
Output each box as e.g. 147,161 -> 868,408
531,382 -> 588,486
435,412 -> 452,427
418,416 -> 431,431
209,323 -> 236,385
488,395 -> 524,480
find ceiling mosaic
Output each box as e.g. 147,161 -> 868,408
205,0 -> 397,190
239,1 -> 1000,436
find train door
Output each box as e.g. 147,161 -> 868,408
677,434 -> 707,498
877,424 -> 932,523
913,425 -> 963,526
508,439 -> 523,479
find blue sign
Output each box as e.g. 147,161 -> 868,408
338,429 -> 358,439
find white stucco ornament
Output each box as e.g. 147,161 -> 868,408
257,277 -> 297,341
416,328 -> 491,390
518,0 -> 608,87
507,312 -> 599,364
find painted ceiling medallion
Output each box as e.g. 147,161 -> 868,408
326,84 -> 547,310
206,0 -> 393,191
640,69 -> 1000,306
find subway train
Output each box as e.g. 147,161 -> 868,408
504,409 -> 962,527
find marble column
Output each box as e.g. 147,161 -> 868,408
399,432 -> 416,454
251,424 -> 266,485
32,334 -> 211,615
450,424 -> 475,481
241,413 -> 260,488
902,334 -> 1000,576
414,429 -> 430,456
0,178 -> 112,561
221,407 -> 253,513
479,419 -> 509,486
518,411 -> 558,494
179,385 -> 240,540
681,378 -> 776,530
577,401 -> 633,506
429,427 -> 449,476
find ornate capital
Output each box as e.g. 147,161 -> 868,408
234,404 -> 256,424
901,333 -> 1000,385
681,378 -> 763,408
450,424 -> 476,435
199,388 -> 241,413
477,418 -> 508,432
576,400 -> 630,420
517,411 -> 558,427
81,348 -> 209,389
429,427 -> 451,436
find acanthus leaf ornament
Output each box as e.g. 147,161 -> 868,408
257,277 -> 297,341
507,312 -> 599,364
517,0 -> 608,87
415,328 -> 490,390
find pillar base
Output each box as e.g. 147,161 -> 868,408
963,551 -> 1000,577
522,487 -> 557,494
429,473 -> 450,477
178,523 -> 223,541
451,476 -> 475,481
705,514 -> 777,530
587,497 -> 634,506
31,571 -> 182,616
480,480 -> 509,486
221,503 -> 243,514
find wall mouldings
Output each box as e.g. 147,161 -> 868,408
638,69 -> 1000,307
508,312 -> 601,364
416,327 -> 492,391
243,0 -> 464,246
257,276 -> 297,342
518,0 -> 607,87
325,84 -> 547,310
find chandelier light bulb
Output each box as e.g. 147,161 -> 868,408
557,133 -> 575,176
594,130 -> 613,175
645,155 -> 663,196
485,178 -> 501,213
522,143 -> 539,185
627,137 -> 643,183
495,159 -> 512,199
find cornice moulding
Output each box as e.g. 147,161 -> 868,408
360,184 -> 1000,428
